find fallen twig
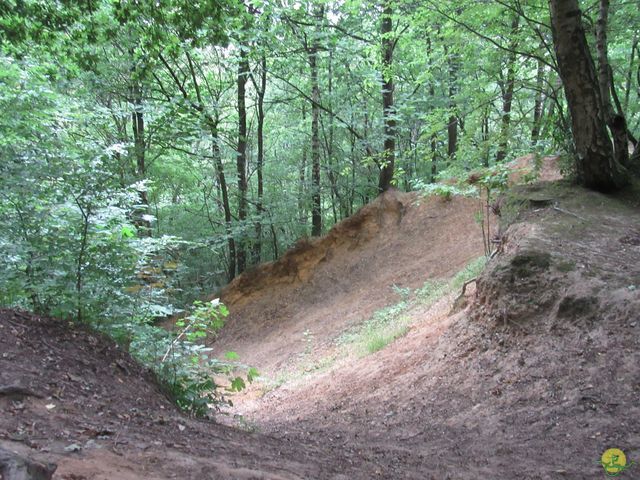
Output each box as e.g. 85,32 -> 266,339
552,204 -> 586,221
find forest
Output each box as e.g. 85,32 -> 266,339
1,0 -> 640,478
2,0 -> 640,400
2,0 -> 639,313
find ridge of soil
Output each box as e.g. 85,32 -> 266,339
0,310 -> 381,479
213,155 -> 560,375
227,181 -> 640,479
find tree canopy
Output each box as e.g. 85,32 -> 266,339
1,0 -> 639,324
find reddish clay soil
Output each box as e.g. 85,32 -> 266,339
216,189 -> 486,375
2,156 -> 639,479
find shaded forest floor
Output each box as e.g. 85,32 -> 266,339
2,157 -> 640,479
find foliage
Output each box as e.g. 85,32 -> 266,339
469,163 -> 511,257
120,299 -> 257,417
3,0 -> 638,295
412,180 -> 476,201
1,0 -> 639,413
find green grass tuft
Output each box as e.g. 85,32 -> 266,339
339,256 -> 487,356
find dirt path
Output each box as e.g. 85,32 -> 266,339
218,180 -> 640,479
0,310 -> 382,479
2,160 -> 639,479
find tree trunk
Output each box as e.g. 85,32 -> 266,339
309,5 -> 323,236
549,0 -> 628,191
445,44 -> 458,161
378,0 -> 395,193
236,46 -> 249,273
596,0 -> 631,169
623,34 -> 638,112
252,55 -> 266,265
326,49 -> 341,222
482,104 -> 490,167
158,52 -> 237,279
426,34 -> 438,181
131,78 -> 151,236
531,50 -> 546,147
496,16 -> 519,163
298,103 -> 308,231
211,125 -> 236,282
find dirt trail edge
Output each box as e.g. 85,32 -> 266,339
220,181 -> 640,479
0,310 -> 380,479
2,166 -> 639,479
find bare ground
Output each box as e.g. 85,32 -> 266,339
2,157 -> 639,479
0,309 -> 383,479
215,189 -> 485,376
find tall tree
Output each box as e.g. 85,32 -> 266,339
595,0 -> 633,170
549,0 -> 628,191
130,61 -> 152,236
309,4 -> 324,236
251,54 -> 267,264
236,44 -> 249,273
495,16 -> 519,163
378,0 -> 396,192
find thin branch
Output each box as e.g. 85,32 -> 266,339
425,1 -> 557,71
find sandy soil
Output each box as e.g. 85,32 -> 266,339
226,182 -> 640,479
215,189 -> 486,375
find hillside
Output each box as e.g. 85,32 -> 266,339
215,188 -> 485,374
2,159 -> 639,479
213,159 -> 639,478
0,310 -> 380,479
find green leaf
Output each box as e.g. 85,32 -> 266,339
121,226 -> 136,238
230,377 -> 246,392
225,351 -> 240,360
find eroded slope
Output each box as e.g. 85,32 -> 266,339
217,189 -> 486,373
227,183 -> 640,479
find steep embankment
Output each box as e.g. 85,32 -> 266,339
216,162 -> 640,479
217,190 -> 485,374
3,156 -> 638,479
0,309 -> 386,479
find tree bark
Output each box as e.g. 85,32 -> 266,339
236,46 -> 249,273
309,5 -> 324,236
252,54 -> 266,265
131,77 -> 151,236
158,52 -> 237,280
298,102 -> 308,230
596,0 -> 631,169
623,34 -> 638,112
426,34 -> 438,181
211,123 -> 236,282
378,0 -> 395,193
496,16 -> 519,163
445,43 -> 458,161
482,104 -> 490,167
531,50 -> 546,147
549,0 -> 628,191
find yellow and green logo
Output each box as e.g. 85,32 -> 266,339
600,448 -> 634,477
